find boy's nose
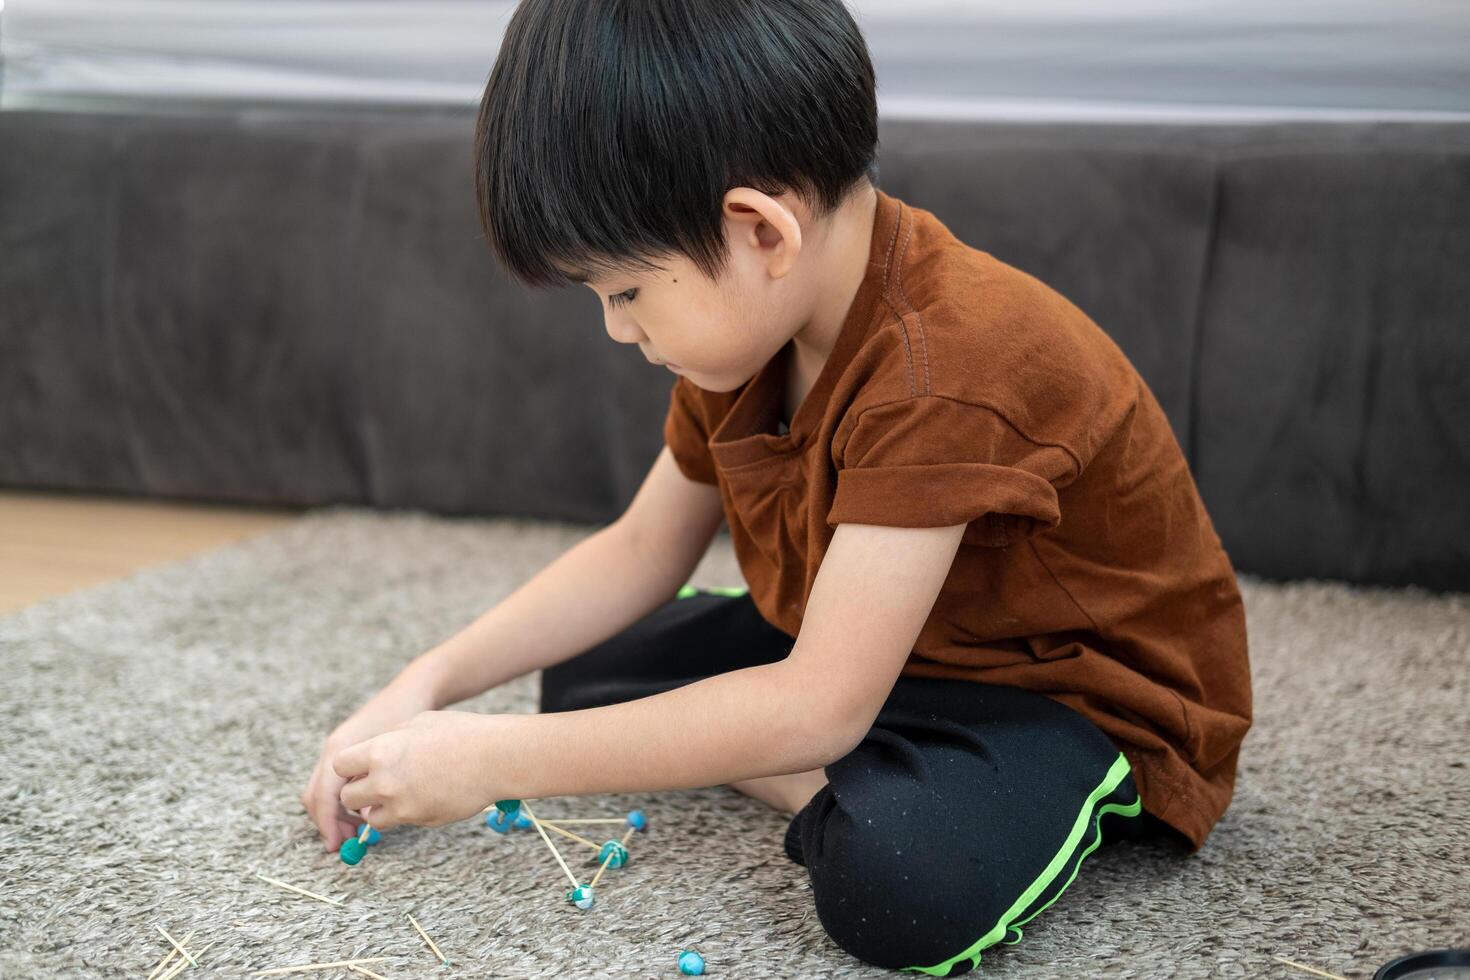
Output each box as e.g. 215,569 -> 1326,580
604,314 -> 645,346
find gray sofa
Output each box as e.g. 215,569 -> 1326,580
2,108 -> 1467,590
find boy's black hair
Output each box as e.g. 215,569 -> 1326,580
474,0 -> 879,289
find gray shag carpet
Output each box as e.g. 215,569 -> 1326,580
1,506 -> 1466,979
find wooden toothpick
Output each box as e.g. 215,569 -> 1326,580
158,940 -> 216,980
521,802 -> 582,888
524,817 -> 626,824
146,928 -> 196,979
588,847 -> 618,889
252,872 -> 344,907
407,912 -> 450,965
155,925 -> 199,967
1272,955 -> 1351,980
535,820 -> 603,851
357,823 -> 374,845
348,966 -> 390,980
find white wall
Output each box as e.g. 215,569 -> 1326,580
3,0 -> 1468,119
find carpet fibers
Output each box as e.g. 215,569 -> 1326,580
1,506 -> 1466,978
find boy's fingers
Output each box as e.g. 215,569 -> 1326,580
339,786 -> 401,832
339,775 -> 378,814
331,740 -> 371,780
358,804 -> 400,832
314,771 -> 350,848
314,789 -> 341,848
320,810 -> 352,851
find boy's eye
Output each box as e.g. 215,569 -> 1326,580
607,288 -> 638,308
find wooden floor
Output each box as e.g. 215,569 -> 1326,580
0,490 -> 304,615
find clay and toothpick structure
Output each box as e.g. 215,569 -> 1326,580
341,799 -> 647,913
144,800 -> 690,976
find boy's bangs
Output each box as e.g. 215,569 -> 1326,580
478,154 -> 688,289
474,44 -> 761,291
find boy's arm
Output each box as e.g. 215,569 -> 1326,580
486,520 -> 967,799
395,447 -> 724,708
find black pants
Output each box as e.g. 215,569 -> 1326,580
540,588 -> 1182,975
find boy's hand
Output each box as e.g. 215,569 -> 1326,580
301,683 -> 437,851
333,710 -> 505,831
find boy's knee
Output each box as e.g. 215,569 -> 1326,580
799,776 -> 1142,975
799,801 -> 1002,974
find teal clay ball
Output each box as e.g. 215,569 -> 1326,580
355,823 -> 381,845
495,799 -> 522,816
566,884 -> 595,910
339,838 -> 367,865
598,840 -> 629,869
678,950 -> 706,975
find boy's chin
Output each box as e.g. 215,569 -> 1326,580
682,370 -> 748,393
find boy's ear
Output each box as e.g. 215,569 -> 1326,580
721,187 -> 803,280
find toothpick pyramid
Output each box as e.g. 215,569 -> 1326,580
342,798 -> 648,913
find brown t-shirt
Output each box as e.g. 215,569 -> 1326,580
663,187 -> 1252,851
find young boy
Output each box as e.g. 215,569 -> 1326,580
302,0 -> 1252,973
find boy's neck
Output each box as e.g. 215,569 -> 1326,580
782,182 -> 879,418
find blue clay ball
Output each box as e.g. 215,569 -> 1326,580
626,809 -> 648,831
513,811 -> 534,830
598,840 -> 629,869
678,950 -> 705,975
566,884 -> 595,910
484,808 -> 516,834
355,823 -> 381,845
338,838 -> 367,865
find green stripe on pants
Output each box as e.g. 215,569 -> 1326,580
904,751 -> 1142,976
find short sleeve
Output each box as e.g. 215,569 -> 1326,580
663,376 -> 720,485
827,396 -> 1077,547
